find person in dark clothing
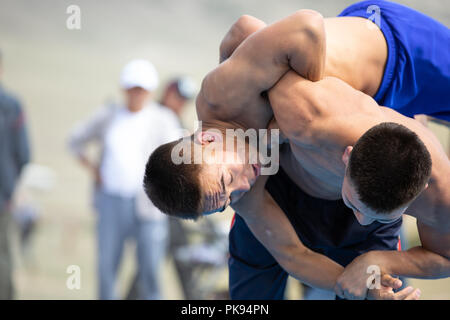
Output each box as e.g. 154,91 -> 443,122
0,50 -> 31,299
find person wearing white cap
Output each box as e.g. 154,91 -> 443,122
123,75 -> 198,299
68,59 -> 183,299
120,59 -> 159,93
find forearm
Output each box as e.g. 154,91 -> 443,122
369,247 -> 450,279
277,243 -> 344,290
243,213 -> 343,291
235,184 -> 343,291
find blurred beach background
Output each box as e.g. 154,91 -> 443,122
0,0 -> 449,299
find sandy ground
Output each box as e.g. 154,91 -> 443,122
0,0 -> 449,299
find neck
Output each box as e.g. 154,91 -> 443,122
127,104 -> 145,112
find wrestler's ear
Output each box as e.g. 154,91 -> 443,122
342,146 -> 353,166
196,130 -> 223,145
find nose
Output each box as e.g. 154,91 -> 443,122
353,211 -> 375,226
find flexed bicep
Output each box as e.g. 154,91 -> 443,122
418,220 -> 450,261
268,71 -> 322,145
228,9 -> 326,87
201,10 -> 326,116
219,15 -> 266,63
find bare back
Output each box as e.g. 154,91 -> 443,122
324,17 -> 388,97
273,74 -> 385,199
270,72 -> 450,234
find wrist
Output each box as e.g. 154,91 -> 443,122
367,250 -> 393,275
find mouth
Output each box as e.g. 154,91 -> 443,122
252,163 -> 261,179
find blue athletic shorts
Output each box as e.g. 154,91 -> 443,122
339,0 -> 450,121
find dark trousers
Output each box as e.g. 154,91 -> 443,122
229,168 -> 401,299
0,209 -> 13,299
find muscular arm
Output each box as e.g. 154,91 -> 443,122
336,221 -> 450,300
266,70 -> 450,297
267,71 -> 361,147
381,107 -> 450,271
219,15 -> 267,63
372,221 -> 450,279
231,175 -> 343,291
199,10 -> 326,121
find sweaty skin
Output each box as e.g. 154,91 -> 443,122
269,71 -> 450,275
197,14 -> 387,131
196,11 -> 449,297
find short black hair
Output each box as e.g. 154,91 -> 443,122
143,138 -> 203,220
348,122 -> 432,213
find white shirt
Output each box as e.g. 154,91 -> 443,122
69,102 -> 183,220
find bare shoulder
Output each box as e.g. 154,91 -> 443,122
271,74 -> 378,120
410,178 -> 450,233
269,74 -> 374,147
317,76 -> 376,105
195,88 -> 214,122
324,17 -> 387,96
417,219 -> 450,259
380,107 -> 450,166
383,108 -> 450,225
282,75 -> 370,103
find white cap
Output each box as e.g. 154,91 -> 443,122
120,59 -> 159,91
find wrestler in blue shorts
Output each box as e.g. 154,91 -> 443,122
229,0 -> 450,299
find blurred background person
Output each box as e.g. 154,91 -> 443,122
158,77 -> 198,299
0,49 -> 31,299
68,59 -> 181,300
159,77 -> 197,120
126,76 -> 197,299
